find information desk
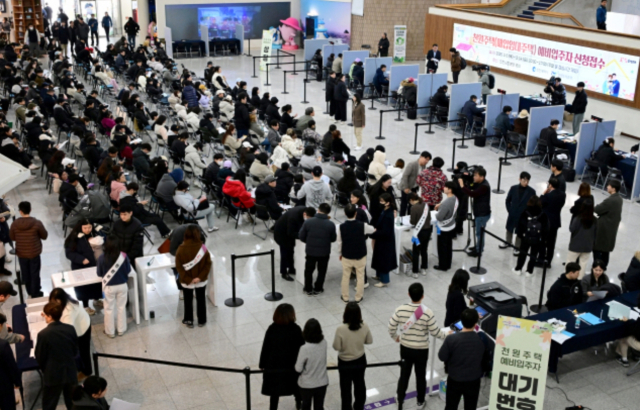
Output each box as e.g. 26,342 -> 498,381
135,253 -> 216,321
519,96 -> 549,112
51,267 -> 140,324
616,156 -> 637,191
527,290 -> 640,374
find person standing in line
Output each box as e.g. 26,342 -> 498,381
334,75 -> 349,124
378,33 -> 389,57
295,319 -> 329,410
48,289 -> 93,379
549,159 -> 567,193
426,44 -> 441,73
333,303 -> 373,410
96,235 -> 130,338
9,201 -> 48,298
101,12 -> 113,43
352,94 -> 365,150
299,203 -> 337,296
370,193 -> 397,288
444,269 -> 470,327
434,181 -> 458,271
569,81 -> 588,135
438,308 -> 489,410
274,206 -> 315,282
513,196 -> 548,277
35,302 -> 79,410
417,156 -> 447,209
326,71 -> 337,119
175,225 -> 211,328
408,193 -> 431,278
567,197 -> 596,279
44,3 -> 53,23
389,283 -> 447,410
539,178 -> 566,268
597,0 -> 607,30
450,48 -> 462,84
593,180 -> 623,268
501,172 -> 535,254
458,167 -> 491,257
0,313 -> 22,410
398,151 -> 430,216
260,304 -> 305,410
338,205 -> 375,303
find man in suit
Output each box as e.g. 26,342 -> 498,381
461,95 -> 485,130
274,206 -> 316,282
539,119 -> 563,160
593,180 -> 623,268
539,178 -> 566,267
549,159 -> 567,193
426,44 -> 441,73
501,172 -> 535,254
0,313 -> 22,410
35,302 -> 79,410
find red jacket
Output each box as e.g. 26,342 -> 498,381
222,177 -> 255,209
417,167 -> 447,206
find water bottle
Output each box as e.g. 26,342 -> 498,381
575,316 -> 581,329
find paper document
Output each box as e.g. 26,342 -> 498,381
401,215 -> 412,226
551,330 -> 575,345
27,311 -> 45,324
131,138 -> 143,144
57,140 -> 69,150
630,310 -> 640,321
281,204 -> 292,210
111,399 -> 141,410
557,130 -> 570,135
607,301 -> 631,320
586,291 -> 608,302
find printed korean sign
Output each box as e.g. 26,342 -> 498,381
453,23 -> 640,101
488,316 -> 552,410
260,30 -> 273,71
393,25 -> 406,63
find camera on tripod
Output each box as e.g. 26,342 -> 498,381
543,76 -> 557,94
471,64 -> 488,72
453,164 -> 477,185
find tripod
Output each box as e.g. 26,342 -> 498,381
453,196 -> 476,253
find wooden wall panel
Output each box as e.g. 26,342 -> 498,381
423,13 -> 640,109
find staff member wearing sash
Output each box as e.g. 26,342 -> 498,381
96,235 -> 131,338
175,225 -> 212,328
434,181 -> 458,272
388,283 -> 447,410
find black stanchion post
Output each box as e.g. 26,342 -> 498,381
93,353 -> 100,378
282,71 -> 288,94
245,38 -> 251,57
291,54 -> 298,75
376,110 -> 385,140
369,95 -> 377,110
469,228 -> 488,275
531,262 -> 549,313
458,123 -> 468,149
276,49 -> 280,69
265,63 -> 271,86
225,254 -> 244,307
244,367 -> 252,410
348,99 -> 353,127
265,249 -> 283,301
395,108 -> 404,122
492,158 -> 506,194
447,138 -> 457,172
502,141 -> 511,166
323,100 -> 329,115
410,123 -> 419,155
301,79 -> 309,104
425,117 -> 434,134
252,57 -> 257,78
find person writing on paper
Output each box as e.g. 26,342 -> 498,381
96,235 -> 130,338
581,260 -> 610,300
616,294 -> 640,367
71,376 -> 109,410
426,44 -> 441,73
175,225 -> 211,329
594,138 -> 623,178
545,262 -> 583,311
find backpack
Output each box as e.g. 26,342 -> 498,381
460,57 -> 467,70
488,73 -> 495,89
525,211 -> 542,243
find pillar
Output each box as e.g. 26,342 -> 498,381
136,0 -> 149,47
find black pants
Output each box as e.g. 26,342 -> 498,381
300,385 -> 327,410
335,101 -> 347,121
279,244 -> 296,275
338,355 -> 367,410
183,287 -> 206,324
103,27 -> 110,42
597,22 -> 607,30
140,213 -> 171,236
452,71 -> 460,84
269,391 -> 301,410
18,256 -> 41,297
399,187 -> 418,217
304,255 -> 329,293
445,377 -> 481,410
42,383 -> 76,410
412,229 -> 431,273
90,31 -> 99,46
593,250 -> 610,268
437,230 -> 454,269
539,226 -> 558,265
74,283 -> 103,308
78,327 -> 93,376
0,388 -> 16,410
329,100 -> 336,117
397,346 -> 428,404
515,240 -> 541,273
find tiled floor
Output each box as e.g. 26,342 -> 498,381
3,49 -> 640,410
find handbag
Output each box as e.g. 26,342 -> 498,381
157,238 -> 171,254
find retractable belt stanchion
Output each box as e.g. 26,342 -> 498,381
226,251 -> 282,307
252,54 -> 294,79
469,227 -> 488,275
493,158 -> 506,194
302,78 -> 309,104
264,249 -> 283,301
225,254 -> 244,307
244,38 -> 252,57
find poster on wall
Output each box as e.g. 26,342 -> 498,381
260,29 -> 273,71
300,0 -> 351,44
453,23 -> 640,101
393,25 -> 407,63
488,316 -> 552,410
80,1 -> 97,21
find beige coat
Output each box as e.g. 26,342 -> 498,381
368,150 -> 387,182
249,161 -> 273,183
352,102 -> 365,128
281,135 -> 303,158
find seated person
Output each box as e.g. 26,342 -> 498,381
545,262 -> 583,311
539,119 -> 562,158
461,95 -> 485,128
432,85 -> 449,109
594,138 -> 623,177
616,293 -> 640,367
170,133 -> 188,161
513,110 -> 529,136
581,260 -> 610,300
0,131 -> 39,170
494,105 -> 513,137
254,175 -> 283,220
372,65 -> 389,94
119,182 -> 172,238
623,251 -> 640,292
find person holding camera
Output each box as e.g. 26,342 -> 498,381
547,77 -> 566,105
458,167 -> 491,257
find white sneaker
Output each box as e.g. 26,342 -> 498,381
363,282 -> 370,289
355,146 -> 363,151
27,175 -> 36,181
420,269 -> 428,276
207,226 -> 220,232
28,164 -> 40,170
4,255 -> 12,263
525,271 -> 534,277
412,273 -> 419,279
512,267 -> 522,276
373,282 -> 387,288
416,402 -> 427,410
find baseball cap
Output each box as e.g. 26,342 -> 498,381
242,141 -> 252,148
312,166 -> 323,177
265,175 -> 276,184
0,282 -> 17,296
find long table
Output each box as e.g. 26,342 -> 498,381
519,96 -> 550,112
616,156 -> 637,191
528,290 -> 639,375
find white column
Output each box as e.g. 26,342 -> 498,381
136,0 -> 149,47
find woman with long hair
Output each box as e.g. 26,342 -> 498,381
513,195 -> 549,276
367,174 -> 395,224
259,304 -> 304,410
581,260 -> 610,300
153,115 -> 168,142
222,124 -> 247,156
49,288 -> 93,377
408,192 -> 432,278
260,92 -> 271,119
567,197 -> 597,278
250,86 -> 261,109
281,104 -> 297,130
370,192 -> 398,287
295,319 -> 329,409
333,302 -> 373,410
109,172 -> 127,203
350,189 -> 370,223
444,269 -> 471,326
569,182 -> 594,218
175,225 -> 212,328
352,94 -> 365,150
64,219 -> 104,314
337,168 -> 361,203
96,235 -> 130,338
331,130 -> 354,166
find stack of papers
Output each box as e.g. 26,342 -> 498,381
587,290 -> 608,302
551,330 -> 575,344
607,301 -> 631,320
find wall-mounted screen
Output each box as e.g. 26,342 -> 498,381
166,3 -> 290,41
453,23 -> 640,101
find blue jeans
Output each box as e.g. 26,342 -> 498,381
145,125 -> 152,130
237,129 -> 249,138
379,272 -> 390,284
127,35 -> 136,49
475,214 -> 491,253
260,138 -> 272,153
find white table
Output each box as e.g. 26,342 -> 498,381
394,216 -> 413,273
51,267 -> 141,324
135,253 -> 216,321
25,296 -> 49,357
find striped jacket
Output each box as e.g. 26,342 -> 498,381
388,303 -> 447,349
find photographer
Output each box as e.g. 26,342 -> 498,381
477,66 -> 492,104
546,77 -> 566,106
458,167 -> 491,257
452,162 -> 470,236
